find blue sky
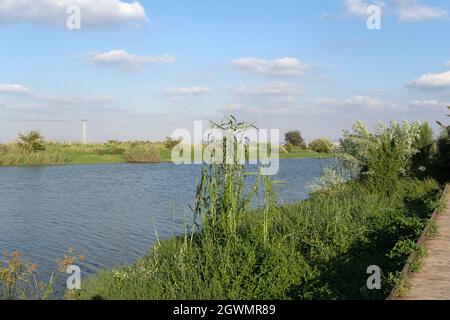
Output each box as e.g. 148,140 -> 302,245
0,0 -> 449,142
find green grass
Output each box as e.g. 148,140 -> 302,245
0,142 -> 172,166
279,150 -> 334,159
64,152 -> 125,165
74,177 -> 440,300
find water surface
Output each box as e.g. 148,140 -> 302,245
0,158 -> 333,295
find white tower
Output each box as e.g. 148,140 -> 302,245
81,120 -> 88,144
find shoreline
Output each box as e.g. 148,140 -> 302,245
0,152 -> 334,168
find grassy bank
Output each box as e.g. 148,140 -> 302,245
0,142 -> 332,166
74,177 -> 441,300
0,141 -> 167,166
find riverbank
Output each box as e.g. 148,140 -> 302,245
0,142 -> 332,166
74,177 -> 442,300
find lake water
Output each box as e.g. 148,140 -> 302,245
0,158 -> 334,296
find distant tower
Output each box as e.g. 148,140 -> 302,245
81,120 -> 88,144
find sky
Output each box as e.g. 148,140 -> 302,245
0,0 -> 449,143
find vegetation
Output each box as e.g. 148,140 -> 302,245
0,131 -> 327,167
1,249 -> 83,300
18,131 -> 46,153
435,106 -> 450,183
339,120 -> 422,195
74,115 -> 446,300
3,108 -> 449,300
309,138 -> 334,154
285,130 -> 306,149
124,144 -> 161,163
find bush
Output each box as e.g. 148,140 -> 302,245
18,131 -> 46,152
94,141 -> 125,155
339,121 -> 421,194
124,145 -> 161,163
284,143 -> 293,153
309,138 -> 333,154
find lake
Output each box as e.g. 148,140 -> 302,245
0,158 -> 334,296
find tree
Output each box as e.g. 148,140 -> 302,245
18,131 -> 46,153
411,122 -> 435,173
309,138 -> 334,154
415,122 -> 434,149
285,131 -> 306,149
435,106 -> 450,182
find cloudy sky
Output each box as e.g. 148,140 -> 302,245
0,0 -> 449,142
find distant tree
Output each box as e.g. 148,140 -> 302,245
18,131 -> 46,153
412,122 -> 435,174
309,138 -> 334,154
435,106 -> 450,182
285,131 -> 306,149
415,122 -> 434,149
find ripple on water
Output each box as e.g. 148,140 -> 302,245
0,159 -> 335,297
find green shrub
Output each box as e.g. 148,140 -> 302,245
124,145 -> 161,163
18,131 -> 46,153
284,143 -> 293,153
340,121 -> 421,194
309,138 -> 333,154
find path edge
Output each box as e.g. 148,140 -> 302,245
387,183 -> 450,300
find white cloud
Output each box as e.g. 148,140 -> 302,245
345,0 -> 371,18
317,95 -> 396,108
234,82 -> 304,98
411,99 -> 448,107
0,0 -> 148,28
409,71 -> 450,89
231,57 -> 309,77
393,0 -> 447,21
34,94 -> 116,106
0,84 -> 32,94
90,50 -> 175,70
0,83 -> 116,108
345,95 -> 384,107
164,87 -> 212,95
341,0 -> 446,22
